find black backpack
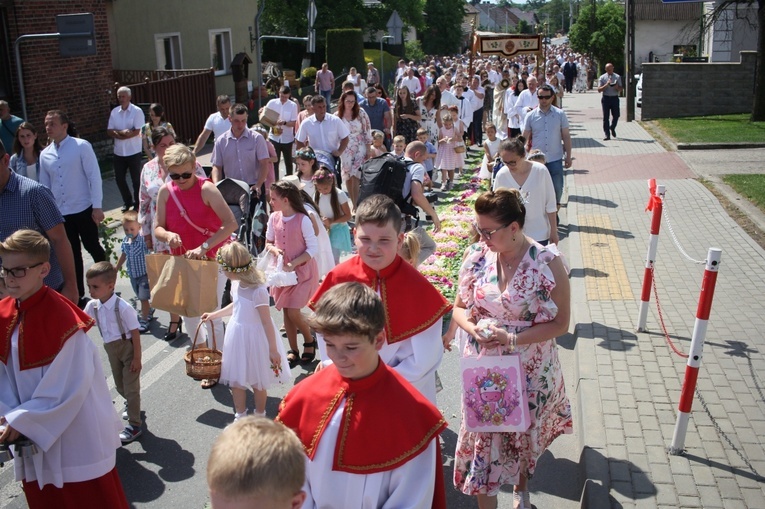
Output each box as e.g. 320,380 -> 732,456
358,153 -> 419,216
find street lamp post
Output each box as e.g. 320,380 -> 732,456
380,34 -> 393,90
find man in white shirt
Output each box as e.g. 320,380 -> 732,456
264,86 -> 298,178
107,86 -> 144,212
486,62 -> 501,87
40,110 -> 106,305
469,76 -> 485,146
400,67 -> 422,97
192,95 -> 232,155
437,76 -> 459,110
515,76 -> 539,132
394,59 -> 406,88
295,95 -> 349,172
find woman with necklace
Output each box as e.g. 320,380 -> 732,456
450,188 -> 572,509
492,137 -> 558,246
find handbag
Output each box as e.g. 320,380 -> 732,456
149,255 -> 219,316
454,141 -> 467,153
460,351 -> 530,433
265,254 -> 298,288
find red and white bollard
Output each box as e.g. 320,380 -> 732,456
668,248 -> 722,455
637,181 -> 665,332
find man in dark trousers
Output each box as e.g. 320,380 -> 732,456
562,55 -> 578,94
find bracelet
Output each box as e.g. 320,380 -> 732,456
507,331 -> 517,353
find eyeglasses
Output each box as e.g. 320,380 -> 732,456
501,158 -> 521,167
0,262 -> 43,279
537,95 -> 553,100
473,222 -> 510,240
168,172 -> 193,180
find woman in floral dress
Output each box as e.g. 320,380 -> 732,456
416,85 -> 441,147
336,90 -> 372,207
450,188 -> 572,509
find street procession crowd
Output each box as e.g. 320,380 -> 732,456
0,36 -> 622,508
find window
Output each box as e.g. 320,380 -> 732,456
155,33 -> 182,70
209,29 -> 232,76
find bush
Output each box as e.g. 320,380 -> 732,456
302,66 -> 317,79
404,40 -> 425,63
326,28 -> 365,76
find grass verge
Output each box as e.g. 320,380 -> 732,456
722,174 -> 765,212
653,114 -> 765,144
700,177 -> 765,251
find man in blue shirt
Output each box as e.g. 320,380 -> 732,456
39,110 -> 106,305
0,140 -> 79,303
360,87 -> 391,149
0,101 -> 23,154
522,84 -> 573,212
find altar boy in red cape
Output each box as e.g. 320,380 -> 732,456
308,194 -> 451,404
278,282 -> 447,508
0,230 -> 127,508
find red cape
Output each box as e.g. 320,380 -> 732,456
277,360 -> 447,508
308,255 -> 451,344
0,286 -> 94,370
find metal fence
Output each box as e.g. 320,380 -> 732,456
113,69 -> 217,144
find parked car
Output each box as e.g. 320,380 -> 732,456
636,73 -> 643,107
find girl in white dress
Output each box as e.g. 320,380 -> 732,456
479,123 -> 501,182
202,242 -> 291,420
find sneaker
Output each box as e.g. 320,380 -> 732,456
120,425 -> 142,443
138,318 -> 150,334
121,402 -> 128,420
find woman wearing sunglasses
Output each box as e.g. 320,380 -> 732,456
137,127 -> 205,340
448,189 -> 571,509
155,144 -> 237,389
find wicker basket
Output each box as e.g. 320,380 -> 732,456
184,322 -> 222,380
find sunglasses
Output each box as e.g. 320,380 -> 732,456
0,262 -> 44,279
168,172 -> 193,180
537,95 -> 553,100
472,222 -> 510,241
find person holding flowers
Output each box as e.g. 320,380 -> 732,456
201,242 -> 290,421
450,189 -> 572,509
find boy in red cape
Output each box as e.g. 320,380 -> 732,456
308,194 -> 451,404
0,230 -> 127,508
278,282 -> 447,508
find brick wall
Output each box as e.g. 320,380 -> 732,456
8,1 -> 113,143
641,51 -> 757,119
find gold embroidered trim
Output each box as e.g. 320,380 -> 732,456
0,314 -> 19,364
305,388 -> 346,457
336,418 -> 447,472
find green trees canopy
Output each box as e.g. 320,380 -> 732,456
569,0 -> 625,74
422,0 -> 466,55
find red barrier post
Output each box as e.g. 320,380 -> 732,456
637,181 -> 665,332
668,248 -> 722,455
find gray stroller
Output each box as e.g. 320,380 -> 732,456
215,178 -> 266,255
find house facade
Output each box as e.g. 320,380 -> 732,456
634,0 -> 703,67
106,0 -> 255,99
704,0 -> 758,62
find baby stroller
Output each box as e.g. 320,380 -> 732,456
216,178 -> 268,306
215,178 -> 267,255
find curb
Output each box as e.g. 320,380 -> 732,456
565,181 -> 611,509
703,175 -> 765,237
677,142 -> 765,150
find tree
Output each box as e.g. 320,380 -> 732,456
422,0 -> 466,55
569,0 -> 625,73
517,19 -> 531,34
699,0 -> 764,120
365,0 -> 426,35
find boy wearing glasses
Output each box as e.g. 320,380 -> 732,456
522,84 -> 572,215
0,230 -> 128,508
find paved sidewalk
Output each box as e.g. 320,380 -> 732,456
563,91 -> 765,507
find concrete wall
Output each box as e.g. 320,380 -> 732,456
641,51 -> 756,119
635,20 -> 699,68
108,0 -> 256,98
9,1 -> 113,142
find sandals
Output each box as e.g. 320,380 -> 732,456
201,378 -> 218,389
286,349 -> 300,369
513,490 -> 531,509
301,338 -> 317,365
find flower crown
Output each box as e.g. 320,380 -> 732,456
215,251 -> 253,273
296,149 -> 316,160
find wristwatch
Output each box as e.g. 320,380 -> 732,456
201,241 -> 210,252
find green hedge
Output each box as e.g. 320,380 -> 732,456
326,29 -> 365,76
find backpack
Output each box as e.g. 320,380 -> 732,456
358,153 -> 419,216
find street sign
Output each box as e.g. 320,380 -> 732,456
307,0 -> 318,27
56,13 -> 96,57
386,11 -> 404,45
